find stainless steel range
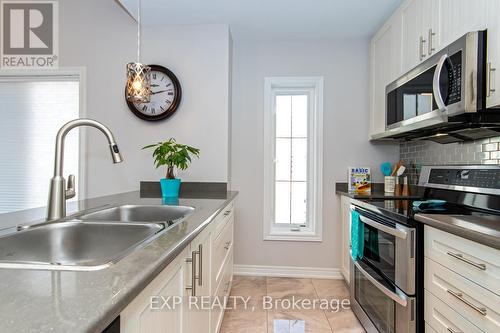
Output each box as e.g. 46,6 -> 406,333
349,165 -> 500,333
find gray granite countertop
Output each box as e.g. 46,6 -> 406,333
0,190 -> 238,333
415,213 -> 500,250
335,182 -> 424,199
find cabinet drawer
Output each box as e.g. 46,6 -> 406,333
212,214 -> 233,288
211,249 -> 233,333
425,258 -> 500,332
425,289 -> 483,333
425,323 -> 438,333
212,201 -> 234,239
424,226 -> 500,296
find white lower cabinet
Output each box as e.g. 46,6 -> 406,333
211,248 -> 233,333
425,289 -> 483,333
121,200 -> 235,333
425,323 -> 439,333
186,228 -> 211,333
424,226 -> 500,333
340,195 -> 351,282
211,209 -> 234,333
121,247 -> 190,333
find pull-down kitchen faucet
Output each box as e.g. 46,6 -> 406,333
46,119 -> 123,221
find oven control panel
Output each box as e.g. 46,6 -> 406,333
428,168 -> 500,189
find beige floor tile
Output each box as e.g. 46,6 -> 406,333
325,309 -> 365,333
268,310 -> 332,333
230,276 -> 267,310
219,309 -> 268,333
266,277 -> 317,301
311,279 -> 350,300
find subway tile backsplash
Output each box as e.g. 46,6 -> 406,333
399,137 -> 500,185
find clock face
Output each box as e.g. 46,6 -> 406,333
126,65 -> 182,121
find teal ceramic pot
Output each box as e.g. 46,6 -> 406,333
160,178 -> 181,198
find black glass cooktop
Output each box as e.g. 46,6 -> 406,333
354,198 -> 500,226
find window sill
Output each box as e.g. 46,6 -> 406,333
263,230 -> 322,242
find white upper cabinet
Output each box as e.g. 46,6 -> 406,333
486,0 -> 500,108
369,0 -> 498,139
401,0 -> 441,73
401,0 -> 424,71
369,12 -> 402,137
422,0 -> 441,57
439,0 -> 487,47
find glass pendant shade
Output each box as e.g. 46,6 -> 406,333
126,62 -> 151,103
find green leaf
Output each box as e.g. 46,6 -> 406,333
141,138 -> 201,174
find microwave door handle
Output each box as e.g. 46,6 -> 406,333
358,215 -> 407,239
433,54 -> 448,112
353,261 -> 408,307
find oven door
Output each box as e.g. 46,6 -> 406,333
350,260 -> 416,333
354,207 -> 415,295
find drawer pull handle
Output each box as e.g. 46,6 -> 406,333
428,28 -> 436,55
224,210 -> 232,216
487,62 -> 496,97
186,250 -> 198,296
186,245 -> 203,295
198,244 -> 203,286
419,36 -> 427,61
447,328 -> 462,333
446,289 -> 487,316
224,241 -> 232,250
446,252 -> 486,271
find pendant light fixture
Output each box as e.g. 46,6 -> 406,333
126,0 -> 151,103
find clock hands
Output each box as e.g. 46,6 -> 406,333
151,89 -> 172,95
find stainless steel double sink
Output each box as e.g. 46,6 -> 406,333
0,205 -> 194,271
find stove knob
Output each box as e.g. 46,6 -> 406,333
460,170 -> 470,180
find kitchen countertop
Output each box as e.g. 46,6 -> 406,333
415,213 -> 500,250
335,182 -> 424,199
0,190 -> 238,333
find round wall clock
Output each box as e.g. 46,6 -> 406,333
126,64 -> 182,121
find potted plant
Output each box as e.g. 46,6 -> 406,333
142,138 -> 200,198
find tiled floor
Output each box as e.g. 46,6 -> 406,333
220,276 -> 365,333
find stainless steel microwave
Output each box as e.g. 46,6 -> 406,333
376,30 -> 500,142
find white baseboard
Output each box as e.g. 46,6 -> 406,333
341,269 -> 350,284
234,264 -> 343,279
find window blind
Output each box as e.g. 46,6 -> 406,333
0,77 -> 80,214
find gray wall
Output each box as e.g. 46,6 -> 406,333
60,0 -> 136,198
400,137 -> 500,184
60,1 -> 232,198
231,39 -> 399,270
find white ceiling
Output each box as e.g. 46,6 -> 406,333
136,0 -> 404,41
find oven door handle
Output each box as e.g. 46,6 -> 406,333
358,215 -> 407,239
354,260 -> 408,307
433,54 -> 448,112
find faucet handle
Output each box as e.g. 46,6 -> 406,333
65,175 -> 76,199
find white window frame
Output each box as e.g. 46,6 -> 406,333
0,67 -> 88,202
263,76 -> 324,242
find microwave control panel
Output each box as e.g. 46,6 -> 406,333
429,168 -> 500,189
446,51 -> 462,105
447,63 -> 461,104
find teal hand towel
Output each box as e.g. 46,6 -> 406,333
350,210 -> 364,260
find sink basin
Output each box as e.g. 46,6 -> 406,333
0,221 -> 165,271
75,205 -> 194,223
